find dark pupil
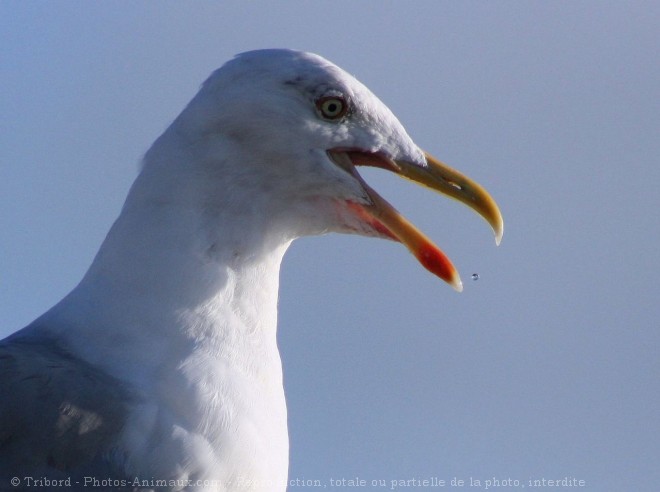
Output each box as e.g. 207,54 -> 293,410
327,102 -> 338,113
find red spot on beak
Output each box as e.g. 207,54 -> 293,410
417,242 -> 456,284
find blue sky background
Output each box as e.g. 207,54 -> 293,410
1,2 -> 659,490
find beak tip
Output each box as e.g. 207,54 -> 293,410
493,219 -> 504,246
452,276 -> 464,293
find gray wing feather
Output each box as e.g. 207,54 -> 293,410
0,330 -> 143,490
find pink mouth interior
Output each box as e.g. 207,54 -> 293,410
345,201 -> 398,241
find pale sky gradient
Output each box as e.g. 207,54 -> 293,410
1,2 -> 659,491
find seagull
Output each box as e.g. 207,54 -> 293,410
0,49 -> 502,491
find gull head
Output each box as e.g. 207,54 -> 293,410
151,49 -> 503,291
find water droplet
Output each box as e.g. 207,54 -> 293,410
471,273 -> 480,281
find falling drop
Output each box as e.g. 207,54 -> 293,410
471,273 -> 480,281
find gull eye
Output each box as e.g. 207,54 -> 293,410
316,96 -> 348,120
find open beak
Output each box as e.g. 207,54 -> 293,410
328,150 -> 503,292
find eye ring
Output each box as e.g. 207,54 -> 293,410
316,96 -> 348,120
